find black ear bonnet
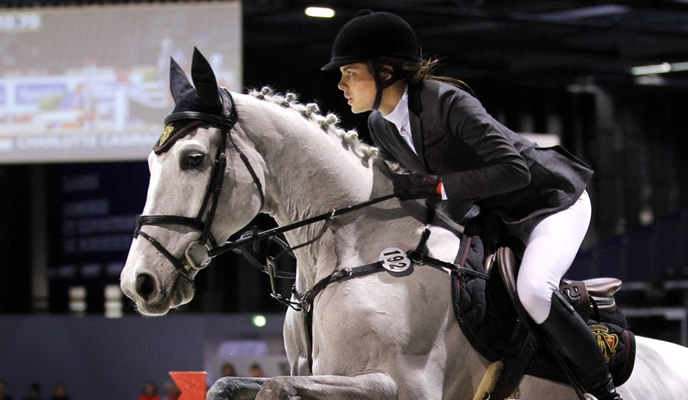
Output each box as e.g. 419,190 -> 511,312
155,47 -> 237,154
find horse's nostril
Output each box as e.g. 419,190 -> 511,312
136,273 -> 156,301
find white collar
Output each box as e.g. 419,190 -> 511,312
381,86 -> 417,154
382,86 -> 409,133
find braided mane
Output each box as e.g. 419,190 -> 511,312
247,87 -> 380,162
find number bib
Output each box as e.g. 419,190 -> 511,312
379,247 -> 412,273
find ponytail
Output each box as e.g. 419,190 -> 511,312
372,57 -> 474,96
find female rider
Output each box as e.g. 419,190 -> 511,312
322,10 -> 620,400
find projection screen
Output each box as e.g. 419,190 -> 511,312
0,1 -> 241,163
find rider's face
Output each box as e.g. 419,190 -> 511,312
338,63 -> 376,114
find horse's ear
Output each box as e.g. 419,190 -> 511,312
169,57 -> 193,104
190,47 -> 221,108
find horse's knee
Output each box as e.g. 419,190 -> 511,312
256,377 -> 298,400
207,377 -> 238,400
207,377 -> 264,400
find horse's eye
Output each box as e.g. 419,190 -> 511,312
182,153 -> 205,170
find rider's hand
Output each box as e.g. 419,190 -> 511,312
392,173 -> 442,200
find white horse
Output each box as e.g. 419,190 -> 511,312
120,49 -> 688,400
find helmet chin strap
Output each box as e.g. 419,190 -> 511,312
370,62 -> 398,111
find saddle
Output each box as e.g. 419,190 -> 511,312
493,246 -> 626,331
451,235 -> 636,399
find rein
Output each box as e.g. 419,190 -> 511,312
208,193 -> 396,258
211,192 -> 397,308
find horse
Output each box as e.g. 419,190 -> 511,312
120,48 -> 688,400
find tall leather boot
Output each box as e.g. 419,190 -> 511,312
539,292 -> 622,400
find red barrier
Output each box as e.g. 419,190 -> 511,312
169,371 -> 207,400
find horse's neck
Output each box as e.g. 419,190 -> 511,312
265,142 -> 385,288
237,94 -> 425,288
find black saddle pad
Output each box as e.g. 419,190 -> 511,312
450,234 -> 635,387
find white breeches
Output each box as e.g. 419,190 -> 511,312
516,191 -> 592,324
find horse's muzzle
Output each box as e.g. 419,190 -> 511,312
121,268 -> 195,316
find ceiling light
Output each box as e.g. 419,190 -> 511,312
631,63 -> 672,76
305,6 -> 335,18
631,61 -> 688,76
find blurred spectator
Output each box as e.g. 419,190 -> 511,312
49,383 -> 70,400
249,363 -> 266,378
23,383 -> 40,400
162,380 -> 180,400
138,381 -> 160,400
0,379 -> 13,400
220,362 -> 236,377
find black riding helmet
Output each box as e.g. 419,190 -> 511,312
322,10 -> 421,110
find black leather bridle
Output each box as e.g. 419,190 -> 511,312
133,89 -> 265,281
132,87 -> 397,287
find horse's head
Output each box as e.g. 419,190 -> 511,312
120,49 -> 265,315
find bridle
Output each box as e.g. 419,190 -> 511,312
132,87 -> 396,286
133,89 -> 265,281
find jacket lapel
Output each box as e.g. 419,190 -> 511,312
408,82 -> 425,165
387,123 -> 428,173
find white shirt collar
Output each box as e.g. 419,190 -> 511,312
382,86 -> 409,132
381,86 -> 416,154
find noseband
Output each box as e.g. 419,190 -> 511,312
133,89 -> 265,281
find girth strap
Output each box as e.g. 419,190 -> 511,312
295,251 -> 484,314
298,262 -> 384,312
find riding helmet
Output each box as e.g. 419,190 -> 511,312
321,10 -> 421,70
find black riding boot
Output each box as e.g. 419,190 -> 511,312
539,292 -> 622,400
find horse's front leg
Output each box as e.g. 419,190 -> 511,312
207,377 -> 269,400
256,372 -> 397,400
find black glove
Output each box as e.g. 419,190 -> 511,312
392,173 -> 441,200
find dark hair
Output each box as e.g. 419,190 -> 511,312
371,57 -> 474,94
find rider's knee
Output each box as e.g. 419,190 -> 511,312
517,277 -> 556,324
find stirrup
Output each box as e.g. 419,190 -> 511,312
584,394 -> 598,400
